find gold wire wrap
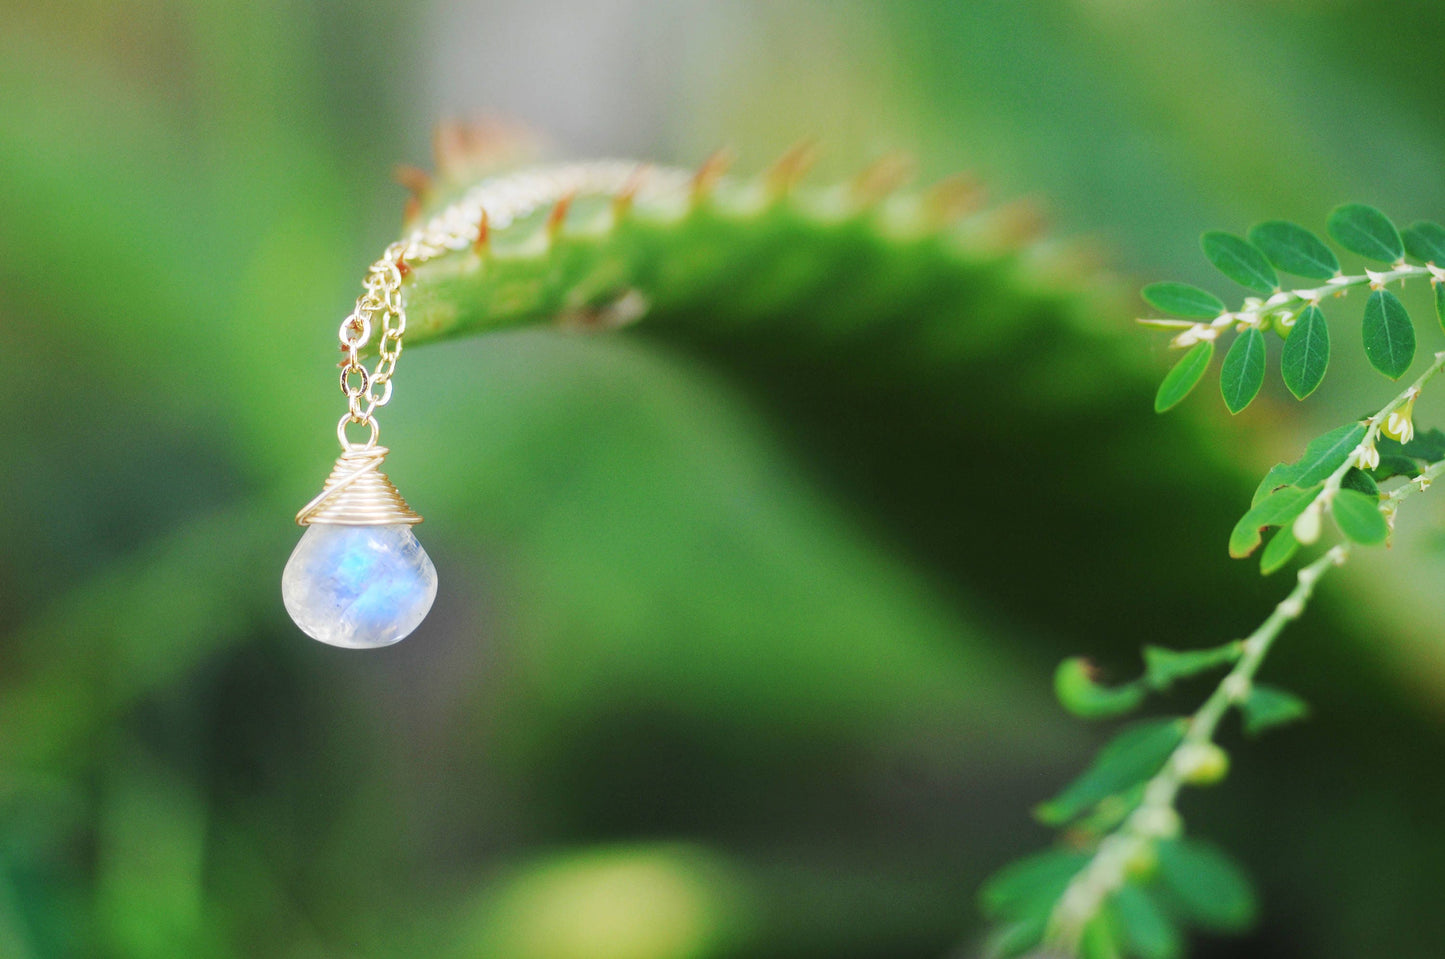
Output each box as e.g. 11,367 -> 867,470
295,447 -> 422,527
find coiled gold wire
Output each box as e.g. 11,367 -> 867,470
295,447 -> 422,526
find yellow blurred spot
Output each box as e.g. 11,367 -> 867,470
467,845 -> 746,959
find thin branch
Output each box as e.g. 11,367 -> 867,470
1041,351 -> 1445,953
1146,263 -> 1445,348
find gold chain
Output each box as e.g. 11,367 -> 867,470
330,161 -> 692,451
337,241 -> 408,450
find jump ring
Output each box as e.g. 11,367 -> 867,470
337,413 -> 379,450
339,312 -> 371,346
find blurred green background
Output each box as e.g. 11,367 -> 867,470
8,1 -> 1445,956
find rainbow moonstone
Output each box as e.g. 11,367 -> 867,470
282,523 -> 437,648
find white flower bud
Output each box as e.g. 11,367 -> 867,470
1293,502 -> 1322,545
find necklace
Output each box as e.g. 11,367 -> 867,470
281,161 -> 682,648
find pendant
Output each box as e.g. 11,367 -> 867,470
283,447 -> 436,648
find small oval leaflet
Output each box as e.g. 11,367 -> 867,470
983,919 -> 1048,959
1201,231 -> 1277,294
1143,643 -> 1242,689
1035,719 -> 1186,826
1142,281 -> 1225,319
1155,840 -> 1257,933
1403,220 -> 1445,265
1259,526 -> 1300,575
1055,657 -> 1146,719
1250,422 -> 1367,506
1288,422 -> 1369,487
1330,487 -> 1388,545
1229,483 -> 1320,559
1220,327 -> 1267,414
1114,885 -> 1183,959
1281,304 -> 1329,400
1240,684 -> 1310,735
1341,466 -> 1380,498
1155,341 -> 1214,412
1361,288 -> 1415,379
1328,203 -> 1404,263
1247,220 -> 1339,279
979,848 -> 1090,920
1081,913 -> 1124,959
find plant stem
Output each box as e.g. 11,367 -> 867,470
1149,264 -> 1445,347
1042,546 -> 1343,951
1320,351 -> 1445,495
1042,350 -> 1445,953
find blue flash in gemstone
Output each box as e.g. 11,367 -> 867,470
282,523 -> 437,648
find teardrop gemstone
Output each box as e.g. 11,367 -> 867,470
282,523 -> 437,648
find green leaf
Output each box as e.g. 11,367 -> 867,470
1396,427 -> 1445,462
1142,643 -> 1242,689
1154,341 -> 1214,412
1368,431 -> 1444,480
1069,784 -> 1148,839
1403,220 -> 1445,265
1142,282 -> 1225,319
1290,422 -> 1369,487
1362,289 -> 1415,379
1328,203 -> 1404,263
1035,719 -> 1186,826
1055,657 -> 1146,719
1251,464 -> 1300,507
1259,527 -> 1300,575
1201,231 -> 1278,294
1340,467 -> 1380,498
1219,328 -> 1267,414
1248,221 -> 1339,279
1372,453 -> 1421,481
980,848 -> 1090,920
1240,683 -> 1311,735
1280,305 -> 1329,400
1080,910 -> 1125,959
982,917 -> 1047,959
1155,839 -> 1258,933
1436,282 -> 1445,333
1252,423 -> 1367,505
1331,487 -> 1388,545
1229,484 -> 1320,558
1114,885 -> 1183,959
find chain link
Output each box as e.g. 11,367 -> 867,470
337,242 -> 406,449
